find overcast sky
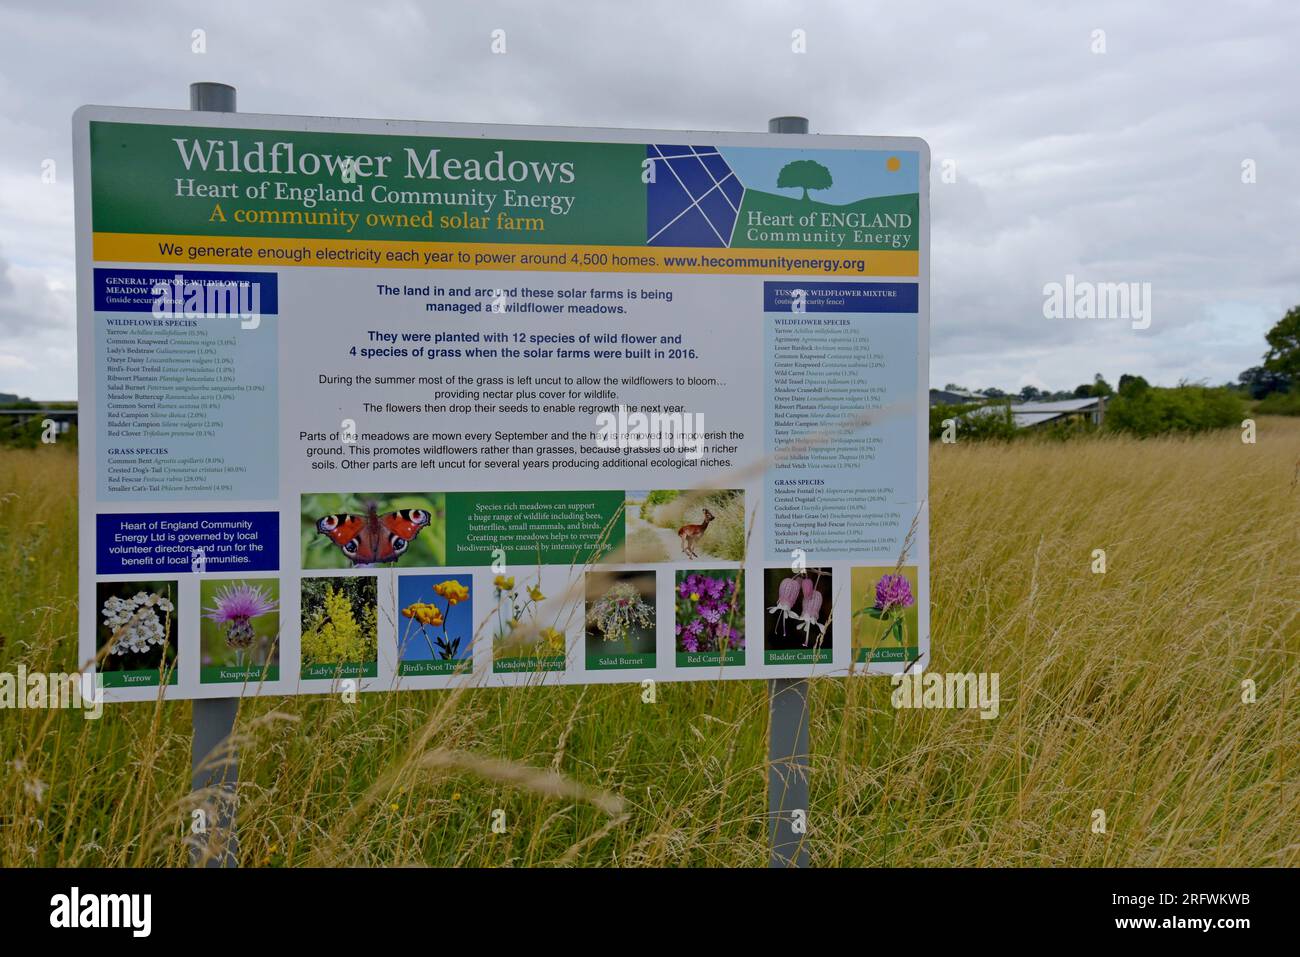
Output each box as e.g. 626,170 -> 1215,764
1,0 -> 1297,399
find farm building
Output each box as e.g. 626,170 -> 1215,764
0,405 -> 78,436
929,387 -> 988,406
968,396 -> 1108,430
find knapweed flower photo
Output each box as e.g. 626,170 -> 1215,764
95,581 -> 177,678
199,579 -> 280,676
675,570 -> 744,657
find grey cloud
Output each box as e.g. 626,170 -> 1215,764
0,0 -> 1297,397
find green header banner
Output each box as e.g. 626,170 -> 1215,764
89,122 -> 919,252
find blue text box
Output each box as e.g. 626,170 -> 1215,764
763,281 -> 917,313
94,268 -> 279,314
97,511 -> 279,574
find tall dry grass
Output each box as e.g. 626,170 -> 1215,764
0,421 -> 1297,867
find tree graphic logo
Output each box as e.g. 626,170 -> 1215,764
776,159 -> 833,201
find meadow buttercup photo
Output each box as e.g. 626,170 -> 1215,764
0,0 -> 1295,935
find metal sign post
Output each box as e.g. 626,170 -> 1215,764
187,80 -> 240,869
766,114 -> 813,870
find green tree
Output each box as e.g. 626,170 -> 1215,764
1263,306 -> 1300,380
1118,374 -> 1150,397
1237,365 -> 1289,399
776,160 -> 833,201
1107,385 -> 1244,436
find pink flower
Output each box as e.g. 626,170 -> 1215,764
203,582 -> 278,650
768,575 -> 803,636
874,574 -> 914,614
203,582 -> 278,623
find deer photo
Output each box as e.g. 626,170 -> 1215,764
677,508 -> 715,559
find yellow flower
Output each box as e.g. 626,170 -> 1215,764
435,579 -> 470,605
539,626 -> 565,652
689,592 -> 700,601
527,584 -> 545,602
494,575 -> 515,592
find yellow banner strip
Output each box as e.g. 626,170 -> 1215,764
93,232 -> 919,277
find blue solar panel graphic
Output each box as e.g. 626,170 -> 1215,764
646,145 -> 743,247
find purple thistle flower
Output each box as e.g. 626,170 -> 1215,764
203,582 -> 278,651
874,574 -> 915,613
203,582 -> 278,623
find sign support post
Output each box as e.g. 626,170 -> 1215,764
765,114 -> 813,870
187,80 -> 240,869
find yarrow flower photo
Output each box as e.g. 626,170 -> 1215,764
199,579 -> 280,681
675,570 -> 744,663
95,581 -> 177,684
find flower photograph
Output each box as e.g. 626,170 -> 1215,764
762,567 -> 833,664
199,579 -> 280,683
851,565 -> 919,665
490,568 -> 580,675
585,570 -> 657,670
397,574 -> 473,676
674,569 -> 744,666
95,581 -> 177,687
300,576 -> 378,679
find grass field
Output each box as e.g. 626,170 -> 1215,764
1,421 -> 1297,867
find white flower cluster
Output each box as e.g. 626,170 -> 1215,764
101,591 -> 174,656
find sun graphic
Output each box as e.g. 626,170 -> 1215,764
886,156 -> 901,172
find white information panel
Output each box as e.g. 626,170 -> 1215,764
73,106 -> 929,700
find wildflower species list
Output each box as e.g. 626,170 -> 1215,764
74,106 -> 930,700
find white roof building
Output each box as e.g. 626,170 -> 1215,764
967,396 -> 1108,429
